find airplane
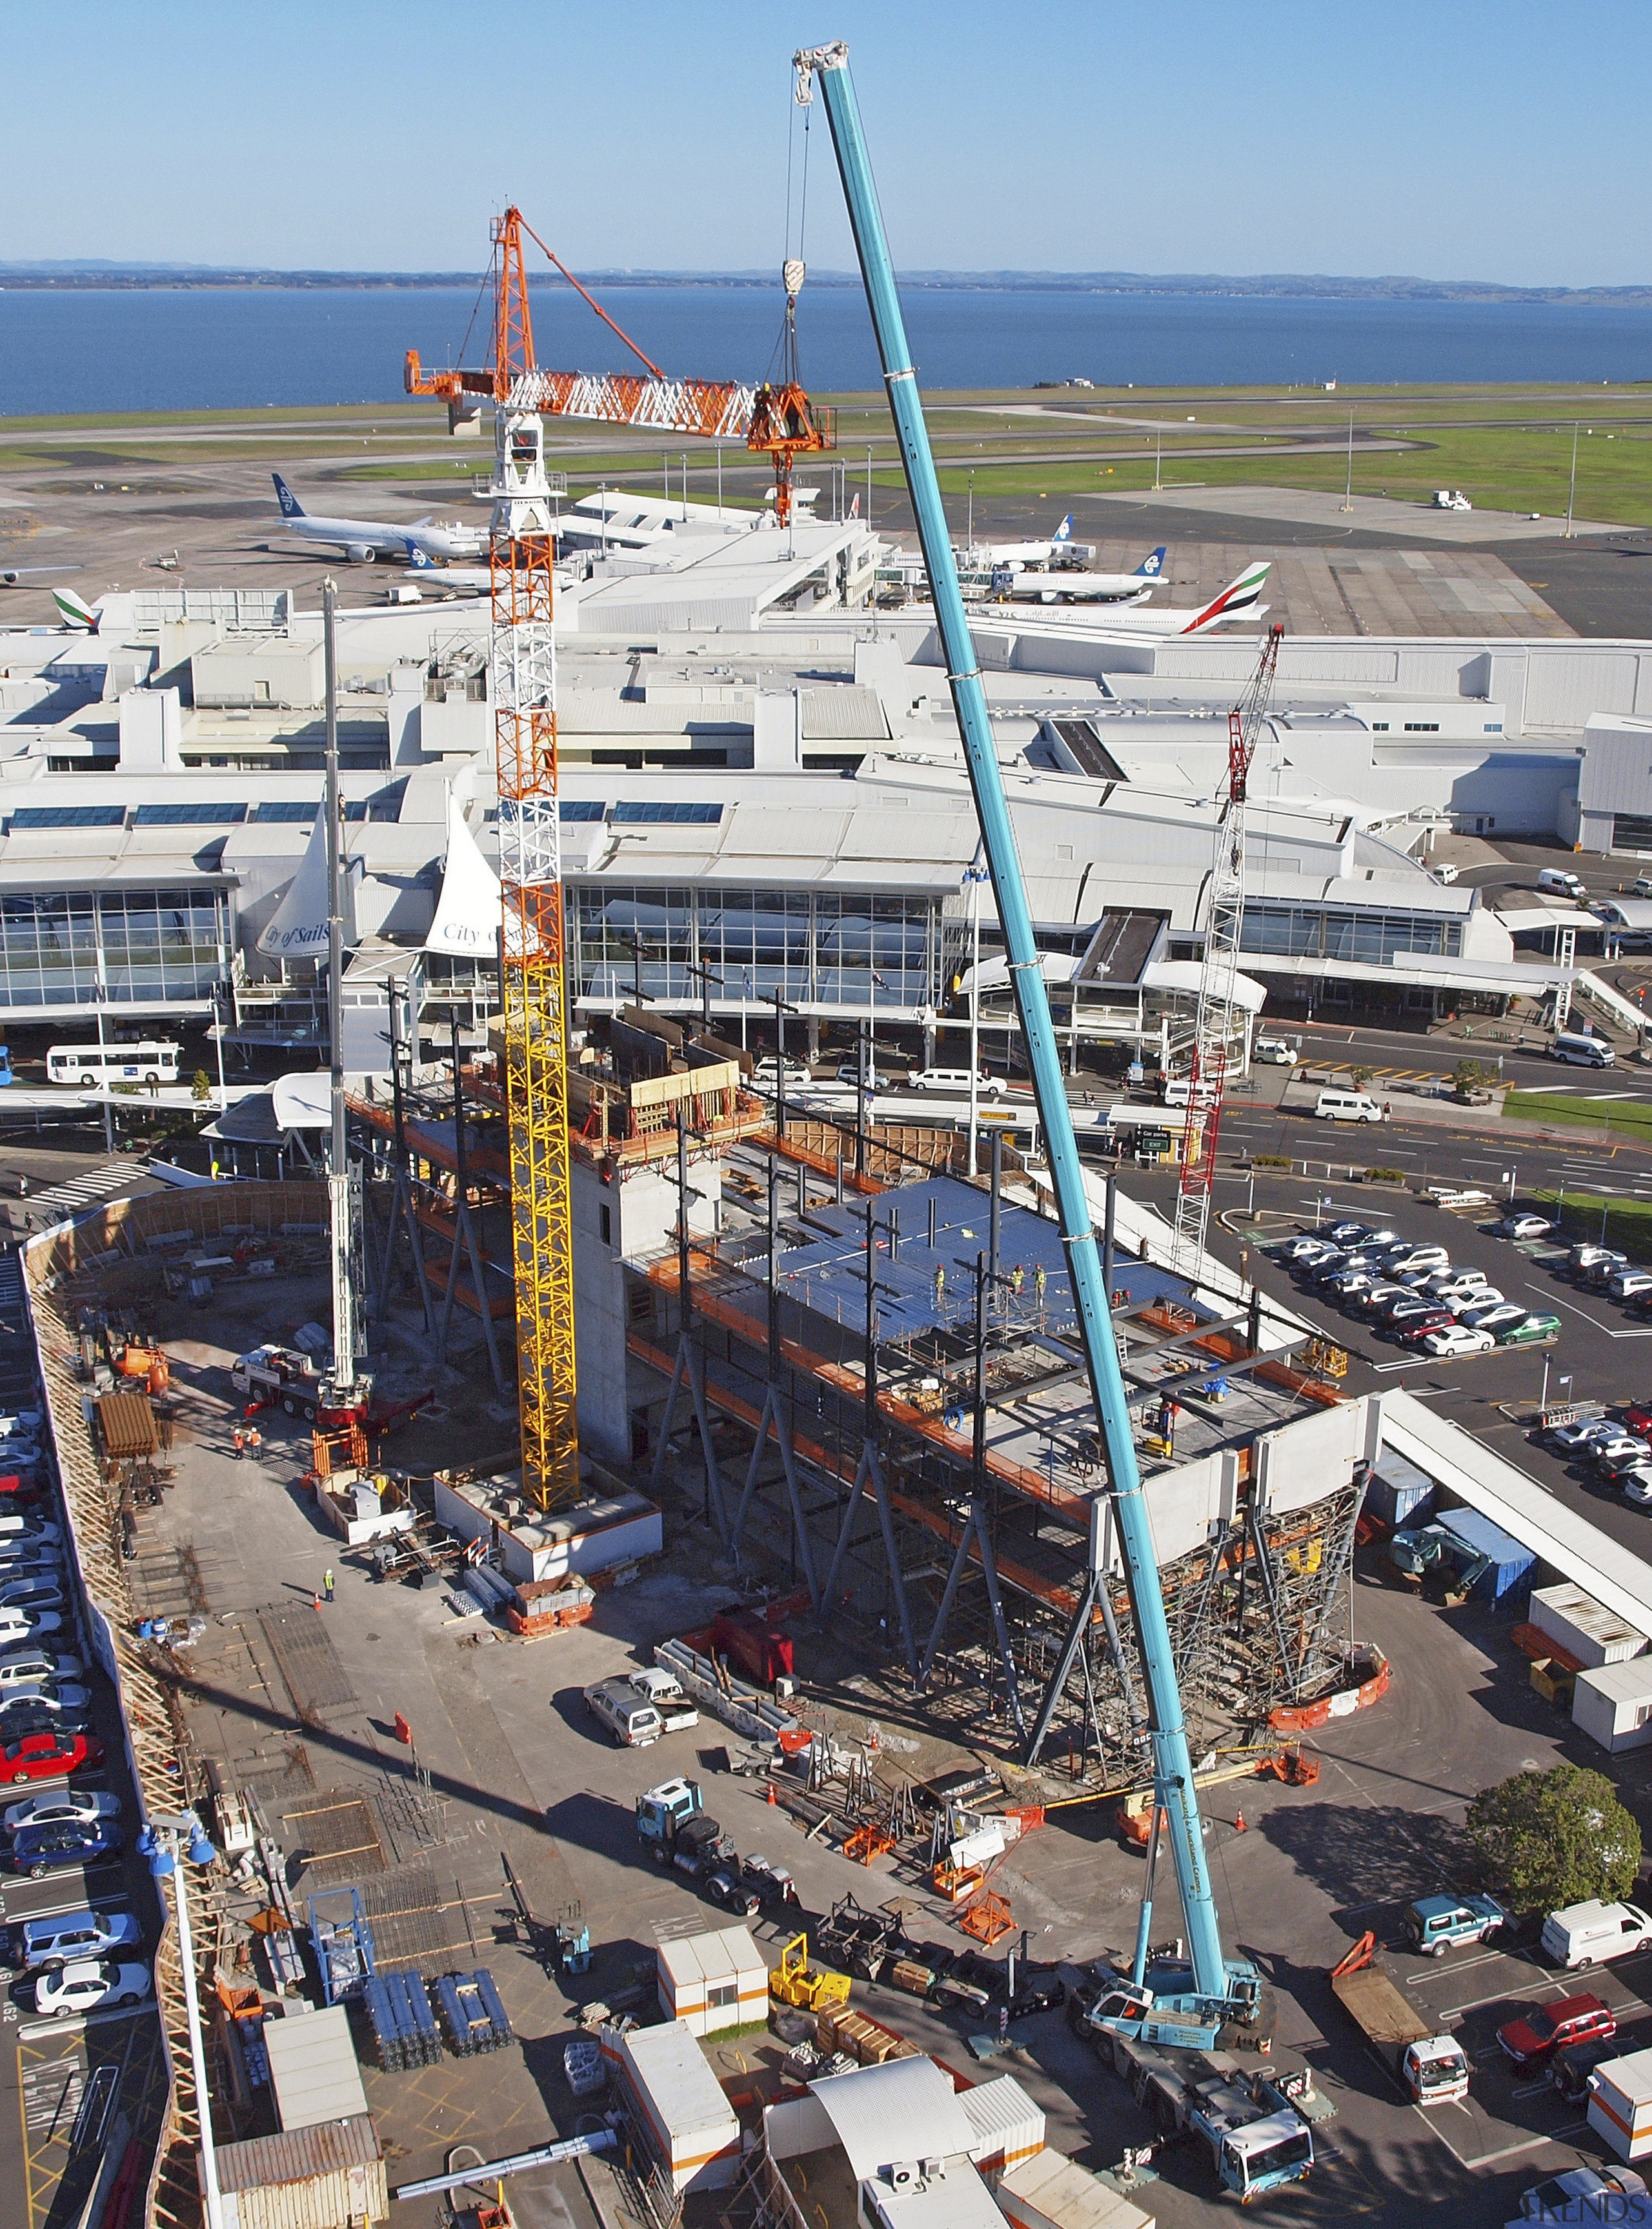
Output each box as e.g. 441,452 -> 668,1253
1086,560 -> 1272,636
963,512 -> 1096,567
404,543 -> 490,592
995,545 -> 1170,605
0,565 -> 77,588
52,587 -> 101,632
270,474 -> 487,564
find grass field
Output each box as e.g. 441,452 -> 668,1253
4,384 -> 1651,527
1504,1091 -> 1652,1140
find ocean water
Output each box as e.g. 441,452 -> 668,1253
2,283 -> 1651,417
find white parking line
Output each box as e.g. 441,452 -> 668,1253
16,2001 -> 152,2043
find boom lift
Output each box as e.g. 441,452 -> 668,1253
794,40 -> 1265,2042
406,214 -> 834,1509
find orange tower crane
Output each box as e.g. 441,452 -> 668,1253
405,211 -> 834,1508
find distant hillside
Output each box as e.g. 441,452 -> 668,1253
1,262 -> 1649,305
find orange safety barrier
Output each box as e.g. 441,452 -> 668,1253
1269,1647 -> 1391,1732
958,1888 -> 1015,1949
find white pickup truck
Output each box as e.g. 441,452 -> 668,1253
629,1668 -> 699,1734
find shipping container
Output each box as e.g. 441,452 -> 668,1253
263,2007 -> 370,2131
1364,1451 -> 1435,1531
1529,1583 -> 1647,1671
1589,2046 -> 1652,2162
1436,1509 -> 1535,1602
989,2143 -> 1154,2229
601,2017 -> 740,2193
710,1608 -> 794,1686
959,2073 -> 1045,2181
207,2113 -> 387,2229
1574,1660 -> 1652,1755
656,1924 -> 767,2036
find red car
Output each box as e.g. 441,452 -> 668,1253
1,1730 -> 103,1786
1624,1406 -> 1652,1437
1498,1993 -> 1616,2070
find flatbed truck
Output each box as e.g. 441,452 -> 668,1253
1331,1933 -> 1469,2104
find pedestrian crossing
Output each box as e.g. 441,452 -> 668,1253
23,1160 -> 139,1220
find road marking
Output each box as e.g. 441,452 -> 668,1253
16,2002 -> 153,2044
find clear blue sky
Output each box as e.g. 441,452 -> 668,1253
6,0 -> 1646,287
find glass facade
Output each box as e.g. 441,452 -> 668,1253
0,887 -> 227,1010
569,882 -> 959,1013
1239,901 -> 1462,967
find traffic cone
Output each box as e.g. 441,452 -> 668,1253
312,1593 -> 321,1612
767,1780 -> 777,1806
1234,1806 -> 1247,1833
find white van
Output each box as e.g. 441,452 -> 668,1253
1536,867 -> 1587,900
584,1679 -> 663,1748
909,1067 -> 1002,1099
1160,1076 -> 1192,1109
1540,1900 -> 1652,1969
1552,1031 -> 1615,1069
1313,1090 -> 1383,1124
1254,1037 -> 1300,1066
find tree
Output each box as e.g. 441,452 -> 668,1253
191,1068 -> 212,1104
1453,1057 -> 1487,1098
1350,1064 -> 1374,1091
1468,1764 -> 1640,1914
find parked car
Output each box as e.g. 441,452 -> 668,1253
0,1518 -> 60,1548
1551,2035 -> 1632,2104
1546,1420 -> 1619,1457
1405,1892 -> 1508,1957
16,1906 -> 141,1970
752,1056 -> 812,1091
0,1702 -> 92,1742
1624,1404 -> 1652,1437
1621,1469 -> 1652,1510
1353,1283 -> 1407,1315
0,1652 -> 83,1695
1496,1214 -> 1554,1240
10,1818 -> 121,1877
1598,1449 -> 1652,1489
1276,1236 -> 1335,1264
909,1066 -> 1002,1099
1578,1253 -> 1631,1289
1325,1221 -> 1371,1245
835,1064 -> 892,1090
1422,1325 -> 1496,1358
33,1958 -> 152,2020
1590,1435 -> 1652,1470
1512,2168 -> 1647,2221
1388,1301 -> 1453,1336
1611,1271 -> 1652,1301
1384,1245 -> 1451,1273
1,1731 -> 101,1785
1327,1272 -> 1375,1300
1501,1313 -> 1561,1346
2,1787 -> 119,1837
1497,1992 -> 1616,2070
1571,1243 -> 1623,1273
0,1684 -> 87,1716
0,1578 -> 66,1614
1447,1287 -> 1504,1315
0,1611 -> 63,1647
1424,1269 -> 1488,1298
1458,1304 -> 1527,1336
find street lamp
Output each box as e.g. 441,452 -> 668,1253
1502,1165 -> 1516,1204
141,1811 -> 223,2229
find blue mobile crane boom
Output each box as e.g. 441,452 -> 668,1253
793,40 -> 1257,2027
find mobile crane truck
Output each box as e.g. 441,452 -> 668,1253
796,39 -> 1315,2199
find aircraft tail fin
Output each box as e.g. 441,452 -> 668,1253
1134,545 -> 1167,578
1182,561 -> 1271,632
271,472 -> 305,519
1052,514 -> 1073,544
849,491 -> 860,519
52,586 -> 99,632
405,541 -> 433,570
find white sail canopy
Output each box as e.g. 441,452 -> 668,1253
258,809 -> 358,961
426,790 -> 501,958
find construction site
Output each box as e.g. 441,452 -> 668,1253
19,45 -> 1652,2229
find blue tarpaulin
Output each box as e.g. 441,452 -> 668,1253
1439,1507 -> 1536,1602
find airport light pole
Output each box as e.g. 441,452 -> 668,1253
1340,407 -> 1355,514
1566,423 -> 1580,540
1154,424 -> 1162,492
